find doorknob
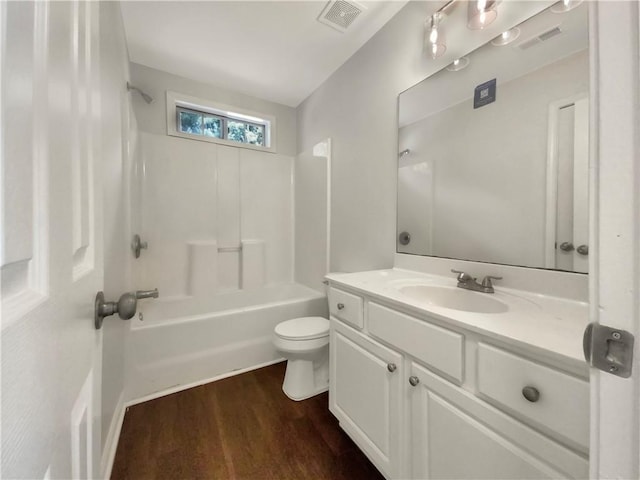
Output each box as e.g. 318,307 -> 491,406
576,244 -> 589,255
94,288 -> 159,329
559,242 -> 575,252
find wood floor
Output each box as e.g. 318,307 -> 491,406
111,362 -> 385,480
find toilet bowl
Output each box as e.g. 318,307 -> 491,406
273,316 -> 330,401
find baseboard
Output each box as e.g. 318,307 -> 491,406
100,390 -> 125,480
125,357 -> 286,408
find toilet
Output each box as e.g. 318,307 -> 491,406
273,316 -> 330,401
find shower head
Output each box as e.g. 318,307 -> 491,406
127,82 -> 153,104
398,149 -> 410,158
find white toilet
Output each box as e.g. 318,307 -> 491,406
273,316 -> 330,401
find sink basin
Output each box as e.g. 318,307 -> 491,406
398,285 -> 508,314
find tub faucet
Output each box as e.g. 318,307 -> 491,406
451,269 -> 502,294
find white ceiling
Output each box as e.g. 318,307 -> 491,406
120,1 -> 408,107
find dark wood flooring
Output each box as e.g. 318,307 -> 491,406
111,362 -> 385,480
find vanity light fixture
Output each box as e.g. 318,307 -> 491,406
491,27 -> 520,46
550,0 -> 583,13
467,0 -> 498,30
446,56 -> 470,71
426,11 -> 447,59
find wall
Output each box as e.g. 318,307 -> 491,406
297,2 -> 445,273
398,50 -> 589,268
296,1 -> 555,273
294,140 -> 330,291
130,62 -> 297,156
98,2 -> 133,475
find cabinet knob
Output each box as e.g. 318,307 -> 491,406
337,303 -> 345,310
409,376 -> 420,386
522,386 -> 540,403
387,363 -> 397,373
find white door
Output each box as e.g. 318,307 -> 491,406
329,319 -> 404,479
1,2 -> 104,478
590,2 -> 640,479
409,363 -> 587,480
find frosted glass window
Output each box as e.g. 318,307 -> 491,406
203,116 -> 223,138
176,106 -> 267,147
178,109 -> 202,135
228,121 -> 265,146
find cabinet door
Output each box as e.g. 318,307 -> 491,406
410,363 -> 588,480
330,319 -> 404,479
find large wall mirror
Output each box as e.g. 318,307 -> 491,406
397,1 -> 589,273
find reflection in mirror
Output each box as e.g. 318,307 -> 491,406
397,2 -> 588,273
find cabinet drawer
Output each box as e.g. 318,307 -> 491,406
368,302 -> 464,383
477,343 -> 589,450
328,287 -> 363,329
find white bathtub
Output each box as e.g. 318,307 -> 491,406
125,283 -> 328,402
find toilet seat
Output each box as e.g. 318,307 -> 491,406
274,316 -> 329,341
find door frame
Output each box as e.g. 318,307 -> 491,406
590,2 -> 640,478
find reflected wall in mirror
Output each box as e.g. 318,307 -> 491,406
397,2 -> 589,273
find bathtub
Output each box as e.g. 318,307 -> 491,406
125,283 -> 328,402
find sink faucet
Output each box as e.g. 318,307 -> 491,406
451,269 -> 502,294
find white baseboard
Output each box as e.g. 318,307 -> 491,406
100,390 -> 125,480
125,357 -> 286,408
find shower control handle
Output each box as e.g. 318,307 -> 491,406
136,289 -> 159,300
132,234 -> 148,259
94,288 -> 159,329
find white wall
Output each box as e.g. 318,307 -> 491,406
295,140 -> 330,291
296,2 -> 448,273
130,62 -> 297,156
398,50 -> 589,268
99,1 -> 133,475
296,1 -> 561,273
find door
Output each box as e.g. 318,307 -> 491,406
590,2 -> 640,478
330,319 -> 404,479
1,2 -> 104,478
410,363 -> 588,480
544,95 -> 589,273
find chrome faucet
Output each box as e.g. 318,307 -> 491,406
451,269 -> 502,294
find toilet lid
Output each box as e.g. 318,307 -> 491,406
275,317 -> 329,340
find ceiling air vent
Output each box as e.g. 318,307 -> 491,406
317,0 -> 366,33
517,26 -> 563,50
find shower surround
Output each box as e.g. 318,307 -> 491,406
125,131 -> 327,402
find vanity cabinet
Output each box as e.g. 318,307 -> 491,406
328,285 -> 589,480
329,319 -> 404,479
410,362 -> 588,479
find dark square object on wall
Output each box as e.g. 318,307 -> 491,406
474,78 -> 497,109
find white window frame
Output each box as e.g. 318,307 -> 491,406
166,91 -> 276,153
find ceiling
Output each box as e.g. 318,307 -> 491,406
120,1 -> 408,107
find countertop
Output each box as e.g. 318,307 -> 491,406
326,268 -> 590,371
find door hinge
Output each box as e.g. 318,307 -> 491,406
583,323 -> 634,378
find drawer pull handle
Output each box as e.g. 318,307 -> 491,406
387,363 -> 397,373
409,376 -> 420,386
337,303 -> 345,310
522,386 -> 540,403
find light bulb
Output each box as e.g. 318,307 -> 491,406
429,26 -> 438,44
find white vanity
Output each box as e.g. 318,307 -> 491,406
326,268 -> 589,480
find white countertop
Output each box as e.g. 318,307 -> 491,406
326,268 -> 590,369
